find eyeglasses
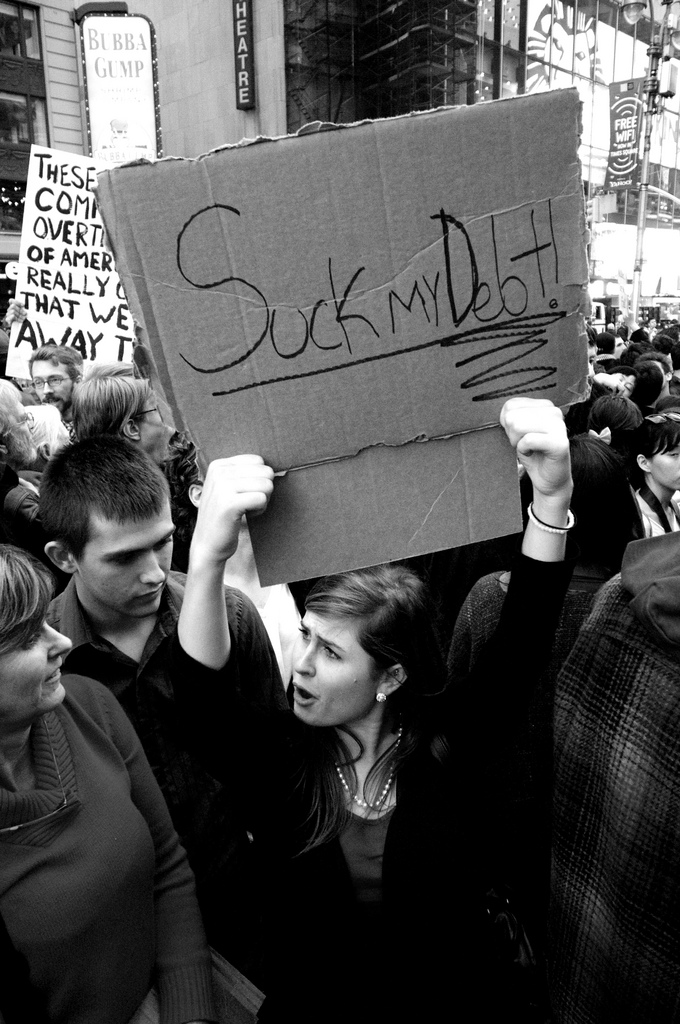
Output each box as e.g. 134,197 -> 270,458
32,375 -> 70,391
7,410 -> 31,434
646,412 -> 680,423
132,406 -> 162,422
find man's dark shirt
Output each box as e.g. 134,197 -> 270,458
47,571 -> 286,971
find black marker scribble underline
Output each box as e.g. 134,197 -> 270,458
211,310 -> 567,398
459,324 -> 556,401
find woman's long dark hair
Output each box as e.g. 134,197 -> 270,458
631,413 -> 680,490
164,431 -> 201,573
587,394 -> 643,467
294,563 -> 448,851
569,435 -> 645,573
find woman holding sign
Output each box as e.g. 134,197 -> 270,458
172,397 -> 574,1023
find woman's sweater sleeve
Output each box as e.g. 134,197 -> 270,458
168,589 -> 291,790
100,688 -> 217,1024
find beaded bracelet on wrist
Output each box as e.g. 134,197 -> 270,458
527,501 -> 575,533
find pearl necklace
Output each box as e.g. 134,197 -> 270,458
335,727 -> 403,811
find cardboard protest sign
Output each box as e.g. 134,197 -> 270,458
6,146 -> 135,378
96,88 -> 588,583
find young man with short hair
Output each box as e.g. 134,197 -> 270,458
40,435 -> 286,972
635,350 -> 674,404
29,344 -> 83,425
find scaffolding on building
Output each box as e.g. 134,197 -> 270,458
284,1 -> 478,134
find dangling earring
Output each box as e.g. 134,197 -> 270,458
376,692 -> 387,703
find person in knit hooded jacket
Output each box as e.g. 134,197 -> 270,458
549,530 -> 680,1023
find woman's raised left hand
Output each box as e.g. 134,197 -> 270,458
500,396 -> 572,515
501,398 -> 573,560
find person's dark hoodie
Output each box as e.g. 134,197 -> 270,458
621,531 -> 680,649
550,529 -> 680,1023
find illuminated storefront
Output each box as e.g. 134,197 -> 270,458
477,0 -> 680,190
478,0 -> 680,315
282,0 -> 680,318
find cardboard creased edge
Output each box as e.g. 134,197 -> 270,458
95,174 -> 189,439
100,88 -> 583,170
280,422 -> 504,475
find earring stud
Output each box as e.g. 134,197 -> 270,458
376,692 -> 387,703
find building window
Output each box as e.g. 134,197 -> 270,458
0,90 -> 45,145
284,2 -> 478,133
0,2 -> 47,177
0,2 -> 41,60
0,177 -> 24,230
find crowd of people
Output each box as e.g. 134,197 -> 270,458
2,307 -> 680,1024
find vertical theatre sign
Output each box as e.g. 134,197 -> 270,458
605,79 -> 644,190
80,13 -> 161,166
233,1 -> 255,109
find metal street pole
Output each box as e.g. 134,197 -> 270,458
631,0 -> 674,323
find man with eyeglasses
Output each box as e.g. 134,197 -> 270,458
71,367 -> 174,466
29,345 -> 83,430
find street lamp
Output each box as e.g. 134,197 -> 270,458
621,0 -> 680,322
623,1 -> 649,22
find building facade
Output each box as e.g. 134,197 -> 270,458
0,0 -> 85,308
1,0 -> 679,316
